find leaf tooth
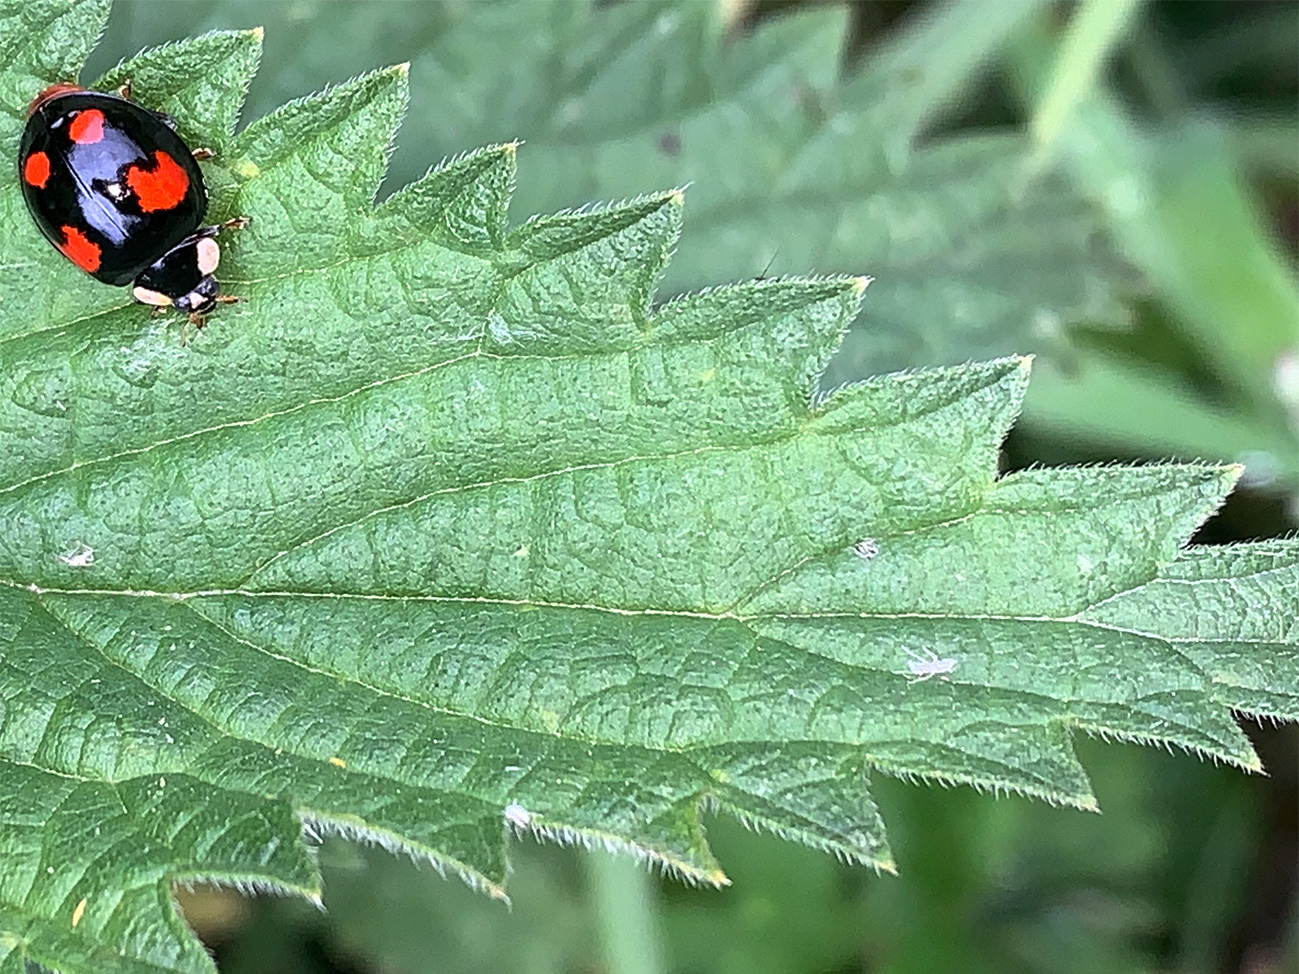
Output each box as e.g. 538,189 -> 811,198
650,275 -> 866,411
301,812 -> 510,900
230,64 -> 409,207
1072,709 -> 1262,774
701,743 -> 895,870
377,142 -> 517,253
867,724 -> 1098,812
650,274 -> 863,344
1082,538 -> 1299,643
507,189 -> 683,268
809,355 -> 1031,433
993,462 -> 1241,583
518,805 -> 727,888
489,190 -> 683,350
92,28 -> 263,147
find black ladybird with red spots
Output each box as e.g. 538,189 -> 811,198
18,83 -> 247,323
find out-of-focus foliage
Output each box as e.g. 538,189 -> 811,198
1011,6 -> 1299,498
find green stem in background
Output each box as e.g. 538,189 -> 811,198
587,849 -> 667,974
1030,0 -> 1143,162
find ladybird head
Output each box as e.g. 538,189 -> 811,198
173,273 -> 221,315
131,233 -> 223,316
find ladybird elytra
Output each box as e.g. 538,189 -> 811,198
17,83 -> 248,323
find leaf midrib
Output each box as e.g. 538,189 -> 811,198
23,578 -> 1280,638
20,581 -> 1252,812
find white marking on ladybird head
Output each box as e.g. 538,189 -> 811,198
56,541 -> 94,567
905,648 -> 958,683
195,236 -> 221,276
132,285 -> 172,307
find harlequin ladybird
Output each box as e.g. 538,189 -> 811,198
18,82 -> 247,324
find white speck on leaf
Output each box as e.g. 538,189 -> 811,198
905,649 -> 958,683
487,311 -> 515,346
851,539 -> 879,559
56,541 -> 94,568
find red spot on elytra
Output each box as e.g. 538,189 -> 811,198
69,108 -> 105,144
125,150 -> 189,212
59,225 -> 101,272
23,151 -> 51,188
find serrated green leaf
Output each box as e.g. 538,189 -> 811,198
93,26 -> 261,152
124,0 -> 1116,378
0,6 -> 1295,974
401,0 -> 1125,378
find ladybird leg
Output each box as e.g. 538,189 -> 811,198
194,217 -> 250,239
214,294 -> 240,305
179,312 -> 208,345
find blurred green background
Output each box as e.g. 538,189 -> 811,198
82,1 -> 1296,972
